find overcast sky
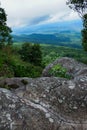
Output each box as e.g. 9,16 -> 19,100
0,0 -> 80,28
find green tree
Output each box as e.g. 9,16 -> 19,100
31,44 -> 42,66
82,14 -> 87,51
67,0 -> 87,51
66,0 -> 87,17
19,43 -> 42,66
19,42 -> 32,62
0,6 -> 12,48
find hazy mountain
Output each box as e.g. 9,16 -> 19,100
12,20 -> 83,35
12,20 -> 82,48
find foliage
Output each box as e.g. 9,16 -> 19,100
19,42 -> 32,62
41,45 -> 87,65
0,7 -> 12,48
0,45 -> 43,78
49,64 -> 72,79
66,0 -> 87,17
0,64 -> 14,78
12,63 -> 42,78
19,42 -> 42,66
67,0 -> 87,51
82,14 -> 87,51
31,44 -> 42,66
0,42 -> 87,79
13,32 -> 82,49
0,49 -> 14,77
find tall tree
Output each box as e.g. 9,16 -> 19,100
19,42 -> 32,62
82,14 -> 87,51
0,6 -> 12,48
31,44 -> 42,66
67,0 -> 87,51
19,43 -> 42,66
67,0 -> 87,17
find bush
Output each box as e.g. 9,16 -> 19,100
0,47 -> 43,78
12,63 -> 42,78
49,64 -> 72,79
0,64 -> 14,77
0,50 -> 14,77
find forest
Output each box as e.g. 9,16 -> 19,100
0,42 -> 87,79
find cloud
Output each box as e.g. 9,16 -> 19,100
30,15 -> 50,25
0,0 -> 80,28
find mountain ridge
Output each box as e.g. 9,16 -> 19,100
12,20 -> 82,49
12,20 -> 82,35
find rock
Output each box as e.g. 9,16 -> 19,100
42,57 -> 87,78
0,77 -> 87,129
0,88 -> 54,130
0,77 -> 25,89
0,57 -> 87,129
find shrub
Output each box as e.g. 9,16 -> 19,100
0,48 -> 43,78
49,64 -> 72,79
0,64 -> 14,77
12,63 -> 42,78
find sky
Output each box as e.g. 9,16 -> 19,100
0,0 -> 80,28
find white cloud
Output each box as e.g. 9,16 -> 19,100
0,0 -> 80,28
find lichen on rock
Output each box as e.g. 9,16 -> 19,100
0,57 -> 87,129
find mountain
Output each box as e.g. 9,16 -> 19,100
12,20 -> 83,35
12,20 -> 83,48
13,32 -> 81,48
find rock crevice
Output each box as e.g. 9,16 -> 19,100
0,57 -> 87,130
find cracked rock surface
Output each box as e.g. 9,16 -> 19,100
0,57 -> 87,130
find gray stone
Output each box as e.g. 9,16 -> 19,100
42,57 -> 87,78
0,57 -> 87,129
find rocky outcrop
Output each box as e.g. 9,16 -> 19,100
42,57 -> 87,78
0,57 -> 87,130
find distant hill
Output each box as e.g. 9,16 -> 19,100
12,20 -> 82,48
13,32 -> 82,48
13,33 -> 70,43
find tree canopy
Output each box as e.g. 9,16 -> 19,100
0,6 -> 12,48
67,0 -> 87,17
67,0 -> 87,51
82,14 -> 87,51
19,43 -> 42,66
